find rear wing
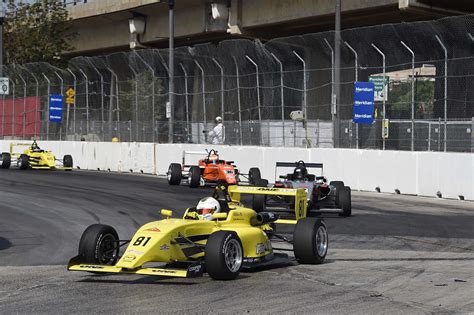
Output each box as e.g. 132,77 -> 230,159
9,143 -> 31,155
275,161 -> 323,180
182,150 -> 207,165
228,185 -> 307,221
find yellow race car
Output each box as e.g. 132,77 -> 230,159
68,185 -> 328,280
0,140 -> 73,170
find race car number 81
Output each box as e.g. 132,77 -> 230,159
133,236 -> 151,246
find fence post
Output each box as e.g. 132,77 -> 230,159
401,41 -> 415,151
232,56 -> 243,146
127,65 -> 139,142
53,70 -> 64,140
270,52 -> 285,147
194,60 -> 206,144
371,43 -> 386,151
245,55 -> 262,124
179,63 -> 190,143
25,69 -> 40,139
292,51 -> 308,148
133,51 -> 156,143
435,35 -> 448,152
324,38 -> 335,123
344,41 -> 359,149
212,58 -> 225,123
78,68 -> 90,137
66,68 -> 77,139
41,73 -> 50,140
15,68 -> 27,139
106,67 -> 120,140
87,61 -> 105,141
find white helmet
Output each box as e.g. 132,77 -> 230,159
196,197 -> 221,216
215,116 -> 222,123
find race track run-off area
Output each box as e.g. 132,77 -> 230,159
0,169 -> 473,313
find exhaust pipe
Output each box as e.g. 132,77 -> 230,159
250,212 -> 279,226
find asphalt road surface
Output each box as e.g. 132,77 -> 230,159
0,169 -> 473,313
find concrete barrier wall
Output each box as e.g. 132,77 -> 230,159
1,140 -> 472,201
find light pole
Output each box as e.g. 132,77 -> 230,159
168,0 -> 175,143
401,41 -> 415,151
334,0 -> 341,148
0,5 -> 4,77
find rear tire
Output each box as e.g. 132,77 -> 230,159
63,155 -> 73,170
188,166 -> 201,188
293,218 -> 328,264
1,152 -> 11,169
19,154 -> 29,170
167,163 -> 182,185
249,167 -> 261,185
205,231 -> 243,280
338,186 -> 352,217
78,224 -> 119,265
330,181 -> 344,206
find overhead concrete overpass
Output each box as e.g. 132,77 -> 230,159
67,0 -> 474,56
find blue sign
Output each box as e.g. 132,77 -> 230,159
353,82 -> 375,124
49,94 -> 63,123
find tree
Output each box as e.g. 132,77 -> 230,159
4,0 -> 76,67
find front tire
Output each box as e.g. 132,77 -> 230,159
248,167 -> 261,185
19,154 -> 29,170
293,218 -> 328,264
338,186 -> 352,217
78,224 -> 119,265
167,163 -> 182,185
1,152 -> 11,169
188,166 -> 201,188
205,231 -> 243,280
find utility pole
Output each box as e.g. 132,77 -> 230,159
168,0 -> 175,143
0,5 -> 4,76
334,0 -> 341,148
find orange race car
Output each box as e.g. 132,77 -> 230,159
167,149 -> 262,188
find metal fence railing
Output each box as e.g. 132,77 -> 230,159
0,15 -> 473,152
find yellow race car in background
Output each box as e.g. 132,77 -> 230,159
68,185 -> 328,280
0,140 -> 73,170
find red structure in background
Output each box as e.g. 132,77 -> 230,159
0,97 -> 41,137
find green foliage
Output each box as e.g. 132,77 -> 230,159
4,0 -> 76,67
389,80 -> 435,118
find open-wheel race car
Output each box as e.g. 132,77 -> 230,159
252,161 -> 352,217
0,140 -> 73,171
68,184 -> 328,280
167,149 -> 262,188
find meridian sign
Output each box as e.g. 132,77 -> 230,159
353,82 -> 375,124
49,94 -> 64,123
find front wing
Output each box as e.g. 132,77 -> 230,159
67,255 -> 203,278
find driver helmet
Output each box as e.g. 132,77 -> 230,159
209,152 -> 219,162
215,116 -> 222,124
196,197 -> 221,220
293,166 -> 308,180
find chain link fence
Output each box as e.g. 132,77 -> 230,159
0,15 -> 473,152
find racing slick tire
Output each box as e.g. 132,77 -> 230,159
293,218 -> 328,264
188,166 -> 201,188
0,152 -> 11,169
248,167 -> 262,185
205,231 -> 243,280
63,155 -> 73,170
252,194 -> 266,213
78,224 -> 119,265
19,154 -> 29,170
167,163 -> 182,185
330,181 -> 344,206
338,186 -> 352,217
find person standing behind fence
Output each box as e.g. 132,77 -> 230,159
205,116 -> 225,144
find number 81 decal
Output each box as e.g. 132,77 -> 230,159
133,236 -> 151,246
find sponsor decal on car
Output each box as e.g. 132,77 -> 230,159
122,254 -> 136,262
144,227 -> 161,232
160,244 -> 170,251
80,265 -> 105,269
